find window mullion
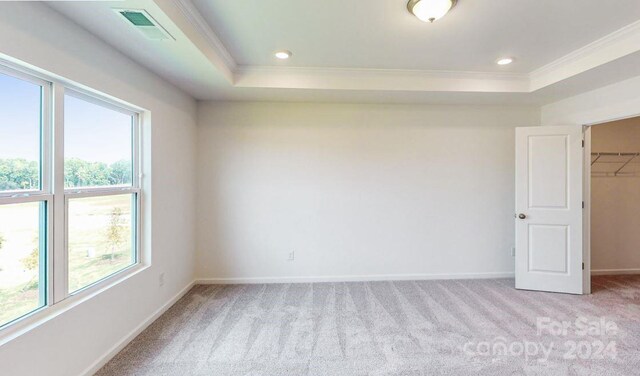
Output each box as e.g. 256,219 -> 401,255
0,194 -> 52,206
64,187 -> 139,199
42,80 -> 53,308
51,82 -> 67,304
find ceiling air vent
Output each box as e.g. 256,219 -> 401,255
114,9 -> 175,41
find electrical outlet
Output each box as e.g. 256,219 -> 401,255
511,247 -> 516,257
288,251 -> 295,261
159,272 -> 165,287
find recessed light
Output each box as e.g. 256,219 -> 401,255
274,50 -> 292,60
496,57 -> 514,66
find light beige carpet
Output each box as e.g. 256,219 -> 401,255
96,276 -> 640,375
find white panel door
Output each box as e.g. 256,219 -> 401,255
515,125 -> 584,294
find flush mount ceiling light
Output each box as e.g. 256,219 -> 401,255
274,50 -> 292,60
496,57 -> 514,65
407,0 -> 457,23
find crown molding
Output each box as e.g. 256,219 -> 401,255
164,1 -> 640,95
530,19 -> 640,91
166,0 -> 236,81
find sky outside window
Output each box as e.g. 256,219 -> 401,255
0,72 -> 41,191
64,94 -> 133,188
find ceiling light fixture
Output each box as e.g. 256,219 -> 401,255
274,50 -> 292,60
496,57 -> 514,65
407,0 -> 457,23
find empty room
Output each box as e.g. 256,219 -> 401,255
1,1 -> 640,375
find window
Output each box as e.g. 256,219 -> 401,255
64,94 -> 133,188
0,72 -> 42,192
0,64 -> 142,329
64,92 -> 139,293
0,200 -> 47,327
67,194 -> 135,292
0,71 -> 48,328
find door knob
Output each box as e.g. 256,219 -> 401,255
518,213 -> 527,219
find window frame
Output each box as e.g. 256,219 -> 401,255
0,65 -> 53,327
62,88 -> 141,296
0,60 -> 145,334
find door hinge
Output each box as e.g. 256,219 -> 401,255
582,262 -> 585,270
582,201 -> 585,209
582,140 -> 585,148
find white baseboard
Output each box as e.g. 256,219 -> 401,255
79,280 -> 196,376
591,268 -> 640,276
195,272 -> 514,285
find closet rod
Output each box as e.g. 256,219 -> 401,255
590,152 -> 640,156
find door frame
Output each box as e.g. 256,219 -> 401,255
582,112 -> 640,294
582,125 -> 591,294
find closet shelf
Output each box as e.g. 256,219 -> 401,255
591,152 -> 640,177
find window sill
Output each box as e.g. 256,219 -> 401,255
0,263 -> 149,347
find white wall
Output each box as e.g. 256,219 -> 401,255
196,102 -> 539,282
542,74 -> 640,126
0,3 -> 197,376
591,118 -> 640,272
